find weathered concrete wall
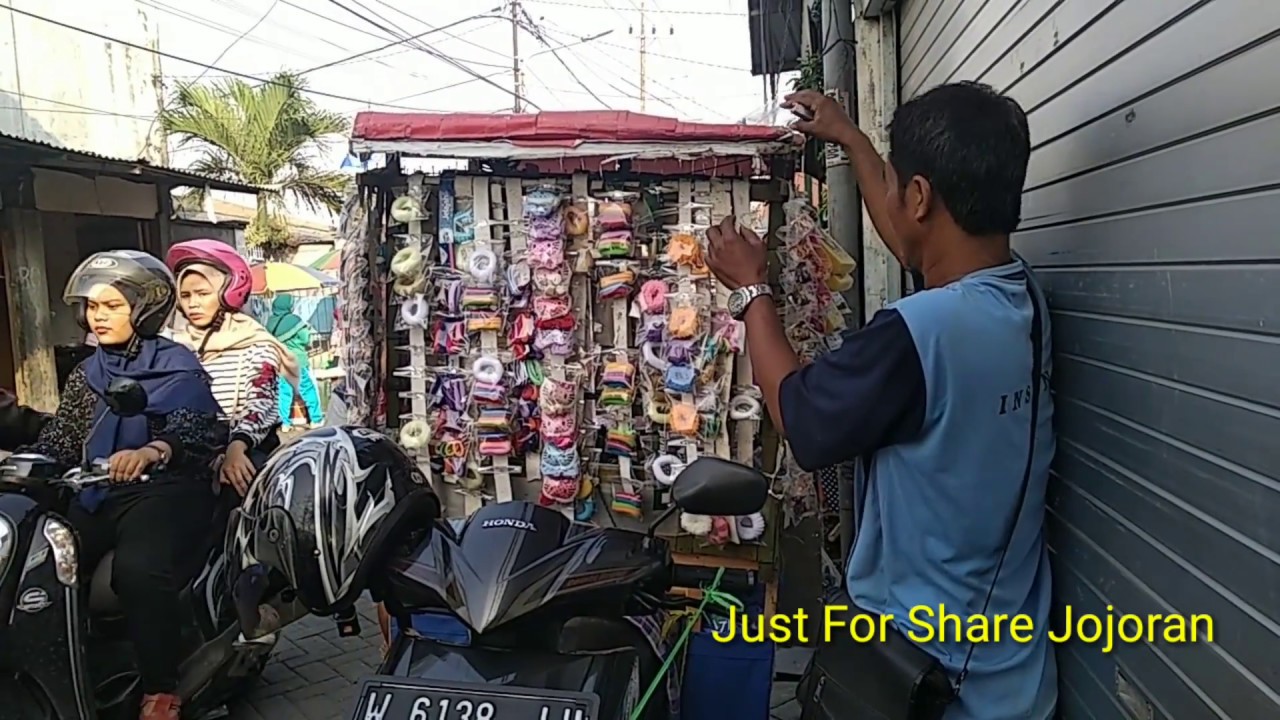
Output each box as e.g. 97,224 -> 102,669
0,0 -> 165,162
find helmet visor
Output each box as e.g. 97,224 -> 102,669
63,269 -> 147,309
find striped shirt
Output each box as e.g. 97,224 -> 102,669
200,343 -> 281,448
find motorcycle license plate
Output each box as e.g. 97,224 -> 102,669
352,677 -> 599,720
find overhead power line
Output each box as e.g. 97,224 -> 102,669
321,0 -> 541,110
296,9 -> 507,76
524,0 -> 746,15
0,5 -> 443,111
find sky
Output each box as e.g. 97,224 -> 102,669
143,0 -> 793,220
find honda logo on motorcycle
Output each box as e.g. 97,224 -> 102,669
17,587 -> 51,613
481,518 -> 536,531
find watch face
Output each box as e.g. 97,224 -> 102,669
728,290 -> 746,317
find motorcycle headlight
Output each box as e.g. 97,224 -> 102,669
43,518 -> 77,587
0,516 -> 13,578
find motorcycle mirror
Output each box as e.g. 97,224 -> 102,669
670,457 -> 769,516
104,377 -> 148,418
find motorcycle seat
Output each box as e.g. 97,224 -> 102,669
88,550 -> 193,617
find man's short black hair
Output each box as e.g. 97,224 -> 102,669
888,81 -> 1031,236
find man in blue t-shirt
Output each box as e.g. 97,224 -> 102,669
705,83 -> 1056,720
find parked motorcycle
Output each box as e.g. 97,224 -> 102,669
226,425 -> 770,720
0,378 -> 280,720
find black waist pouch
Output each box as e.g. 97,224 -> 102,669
797,594 -> 954,720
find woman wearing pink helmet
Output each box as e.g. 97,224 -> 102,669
165,239 -> 300,494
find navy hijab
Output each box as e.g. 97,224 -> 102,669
81,336 -> 220,464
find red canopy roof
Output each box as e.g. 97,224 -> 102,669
352,111 -> 792,147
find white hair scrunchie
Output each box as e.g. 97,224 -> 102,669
390,195 -> 421,224
736,512 -> 766,541
728,393 -> 762,421
649,454 -> 684,486
399,419 -> 431,450
390,246 -> 424,279
467,248 -> 498,283
680,512 -> 713,536
400,294 -> 430,328
472,355 -> 504,385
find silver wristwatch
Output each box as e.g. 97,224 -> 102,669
727,283 -> 773,320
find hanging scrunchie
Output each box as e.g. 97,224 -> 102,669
638,279 -> 668,314
399,419 -> 431,450
390,246 -> 424,279
664,365 -> 697,394
728,393 -> 762,421
400,294 -> 430,328
392,274 -> 428,298
467,248 -> 498,283
680,512 -> 713,536
650,454 -> 684,486
471,355 -> 504,385
737,512 -> 766,541
390,195 -> 420,224
641,342 -> 669,372
565,205 -> 590,237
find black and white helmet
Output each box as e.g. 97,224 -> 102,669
229,426 -> 439,615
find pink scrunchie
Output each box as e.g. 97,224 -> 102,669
638,279 -> 668,314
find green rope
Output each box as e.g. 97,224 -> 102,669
629,568 -> 743,720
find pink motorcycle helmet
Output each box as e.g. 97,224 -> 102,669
164,238 -> 254,311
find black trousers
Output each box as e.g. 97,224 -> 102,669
68,482 -> 215,694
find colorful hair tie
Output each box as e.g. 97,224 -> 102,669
524,189 -> 561,220
540,377 -> 576,413
597,269 -> 635,302
665,365 -> 697,394
638,279 -> 668,314
666,232 -> 703,267
540,475 -> 580,505
466,312 -> 503,333
478,437 -> 513,456
536,314 -> 576,332
668,305 -> 699,339
596,229 -> 633,259
604,425 -> 637,457
670,402 -> 699,437
641,316 -> 666,343
610,490 -> 643,518
534,295 -> 572,321
533,266 -> 571,297
541,443 -> 580,478
565,206 -> 590,237
528,238 -> 566,269
596,200 -> 632,231
508,312 -> 536,345
471,380 -> 507,406
430,318 -> 467,355
436,279 -> 464,315
461,286 -> 500,311
534,328 -> 575,357
666,339 -> 697,366
431,375 -> 469,413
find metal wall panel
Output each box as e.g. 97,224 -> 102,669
899,0 -> 1280,717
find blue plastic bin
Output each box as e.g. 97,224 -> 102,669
681,625 -> 775,719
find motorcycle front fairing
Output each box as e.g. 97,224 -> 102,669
386,502 -> 668,636
0,492 -> 96,720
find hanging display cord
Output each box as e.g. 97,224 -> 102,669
629,568 -> 740,720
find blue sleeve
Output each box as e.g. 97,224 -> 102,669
778,308 -> 927,472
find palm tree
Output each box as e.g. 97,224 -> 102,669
161,71 -> 351,257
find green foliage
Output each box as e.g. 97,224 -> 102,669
161,72 -> 351,255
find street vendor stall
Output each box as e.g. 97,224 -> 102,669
336,111 -> 852,633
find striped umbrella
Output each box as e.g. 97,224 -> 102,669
250,262 -> 338,293
310,248 -> 341,272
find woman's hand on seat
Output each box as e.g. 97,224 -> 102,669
220,440 -> 255,496
108,447 -> 161,482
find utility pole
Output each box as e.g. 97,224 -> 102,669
637,0 -> 648,111
819,0 -> 861,565
510,0 -> 525,112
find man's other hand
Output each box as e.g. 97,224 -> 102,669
706,216 -> 767,290
783,90 -> 859,146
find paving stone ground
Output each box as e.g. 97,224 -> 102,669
227,599 -> 802,720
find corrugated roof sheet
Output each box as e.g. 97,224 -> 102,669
0,131 -> 261,194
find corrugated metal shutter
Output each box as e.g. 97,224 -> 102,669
899,1 -> 1280,717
